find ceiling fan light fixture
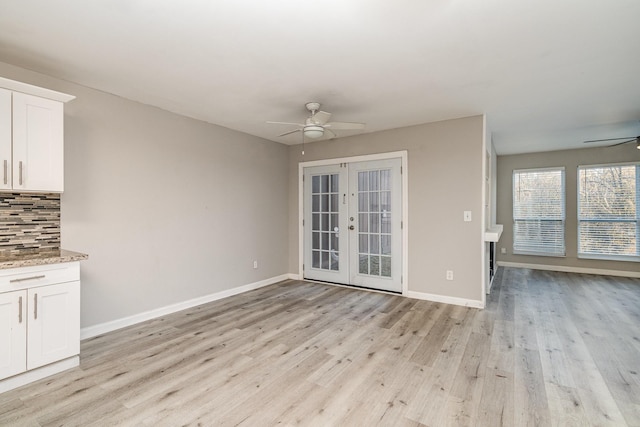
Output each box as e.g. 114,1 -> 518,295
304,125 -> 324,139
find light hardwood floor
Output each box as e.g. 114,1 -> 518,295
1,268 -> 639,426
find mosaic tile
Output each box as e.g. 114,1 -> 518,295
0,192 -> 61,254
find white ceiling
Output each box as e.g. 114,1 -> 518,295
0,0 -> 639,155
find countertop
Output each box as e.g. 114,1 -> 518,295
0,249 -> 88,270
484,224 -> 504,242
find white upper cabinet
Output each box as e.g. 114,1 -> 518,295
12,93 -> 64,192
0,89 -> 11,191
0,78 -> 74,193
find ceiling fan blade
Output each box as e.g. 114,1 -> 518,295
278,129 -> 301,137
325,128 -> 337,139
324,121 -> 366,130
583,136 -> 637,143
267,121 -> 304,127
312,111 -> 332,125
608,139 -> 635,147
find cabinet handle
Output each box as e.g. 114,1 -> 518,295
34,293 -> 38,320
19,161 -> 23,186
10,275 -> 45,283
3,160 -> 6,185
18,296 -> 23,324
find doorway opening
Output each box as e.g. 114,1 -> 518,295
299,152 -> 407,294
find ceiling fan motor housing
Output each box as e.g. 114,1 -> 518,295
305,102 -> 321,113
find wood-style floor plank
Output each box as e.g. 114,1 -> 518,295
0,269 -> 639,426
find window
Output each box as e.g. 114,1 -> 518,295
578,163 -> 639,261
513,168 -> 565,256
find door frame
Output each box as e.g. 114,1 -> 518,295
298,150 -> 409,294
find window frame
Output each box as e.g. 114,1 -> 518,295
512,167 -> 566,257
577,161 -> 640,262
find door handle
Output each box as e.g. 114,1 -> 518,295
349,225 -> 355,230
18,296 -> 23,324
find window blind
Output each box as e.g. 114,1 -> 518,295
578,163 -> 639,261
513,168 -> 565,256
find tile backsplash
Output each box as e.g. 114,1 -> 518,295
0,193 -> 60,254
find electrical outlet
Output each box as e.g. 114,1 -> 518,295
500,247 -> 506,254
446,270 -> 454,281
253,260 -> 258,269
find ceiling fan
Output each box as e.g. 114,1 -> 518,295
583,136 -> 640,149
267,102 -> 365,139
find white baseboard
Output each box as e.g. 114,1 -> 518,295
497,262 -> 640,279
289,273 -> 483,308
0,356 -> 79,394
80,274 -> 291,340
405,291 -> 484,309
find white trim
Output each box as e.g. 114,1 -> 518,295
405,290 -> 484,309
0,356 -> 79,394
481,115 -> 488,305
513,166 -> 567,174
297,150 -> 409,293
578,160 -> 640,169
299,151 -> 409,168
497,261 -> 640,278
0,76 -> 75,103
80,274 -> 290,340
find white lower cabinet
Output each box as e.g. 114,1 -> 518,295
0,263 -> 81,391
0,291 -> 27,379
27,282 -> 80,370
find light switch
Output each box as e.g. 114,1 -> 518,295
464,211 -> 472,222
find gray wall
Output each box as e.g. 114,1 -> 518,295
0,61 -> 290,328
288,116 -> 485,303
496,143 -> 640,273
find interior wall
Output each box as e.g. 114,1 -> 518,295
0,61 -> 290,328
288,116 -> 485,304
496,143 -> 640,273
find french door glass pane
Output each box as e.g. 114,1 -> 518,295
330,174 -> 339,192
321,175 -> 329,192
358,193 -> 368,212
380,256 -> 391,277
357,169 -> 392,277
359,214 -> 368,232
370,255 -> 380,275
380,170 -> 391,191
322,214 -> 330,231
359,254 -> 368,274
369,171 -> 379,191
369,234 -> 380,254
359,234 -> 368,252
311,173 -> 340,272
321,232 -> 329,251
381,234 -> 391,255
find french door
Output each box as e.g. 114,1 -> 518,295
303,158 -> 402,293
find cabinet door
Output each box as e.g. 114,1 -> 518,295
27,282 -> 80,370
0,291 -> 27,380
12,92 -> 64,192
0,89 -> 11,190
